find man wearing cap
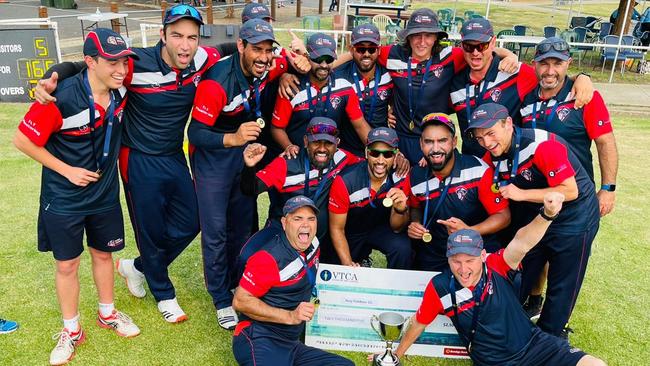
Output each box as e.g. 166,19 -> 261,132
404,113 -> 510,271
14,28 -> 140,365
271,32 -> 372,158
467,102 -> 600,339
35,4 -> 224,323
232,196 -> 354,366
241,117 -> 362,263
328,127 -> 412,268
394,192 -> 608,366
188,19 -> 309,330
449,19 -> 594,157
330,23 -> 394,157
518,36 -> 618,319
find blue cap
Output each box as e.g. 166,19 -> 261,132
461,18 -> 494,42
306,117 -> 339,144
84,28 -> 138,61
367,127 -> 398,148
283,195 -> 319,216
351,23 -> 381,45
398,8 -> 448,41
447,229 -> 484,257
240,19 -> 278,45
241,3 -> 274,23
534,37 -> 570,62
466,103 -> 509,132
163,4 -> 204,25
307,33 -> 337,59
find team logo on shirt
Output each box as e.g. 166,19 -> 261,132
521,169 -> 532,181
432,65 -> 443,78
490,89 -> 502,102
456,187 -> 467,201
330,96 -> 342,109
557,107 -> 570,122
378,89 -> 389,101
193,74 -> 201,87
117,109 -> 124,121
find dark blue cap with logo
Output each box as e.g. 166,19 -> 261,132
306,116 -> 339,144
240,18 -> 278,45
283,195 -> 320,216
461,18 -> 494,42
163,4 -> 204,25
352,23 -> 381,45
242,3 -> 274,23
367,127 -> 399,148
84,28 -> 139,61
534,37 -> 570,62
307,33 -> 337,59
447,229 -> 484,257
399,8 -> 448,41
466,103 -> 509,132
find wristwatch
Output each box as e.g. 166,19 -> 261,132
601,184 -> 616,192
539,207 -> 559,221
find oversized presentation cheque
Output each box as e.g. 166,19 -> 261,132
305,264 -> 469,359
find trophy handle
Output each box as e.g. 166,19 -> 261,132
370,314 -> 382,339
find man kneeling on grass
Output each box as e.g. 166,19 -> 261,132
393,192 -> 607,366
13,29 -> 140,366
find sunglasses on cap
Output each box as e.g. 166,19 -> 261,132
422,112 -> 452,125
310,55 -> 335,64
535,41 -> 569,55
461,40 -> 491,53
367,149 -> 397,159
354,46 -> 378,55
164,4 -> 203,24
307,124 -> 339,136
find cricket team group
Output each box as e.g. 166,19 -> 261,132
13,2 -> 617,365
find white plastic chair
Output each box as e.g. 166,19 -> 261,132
372,14 -> 395,33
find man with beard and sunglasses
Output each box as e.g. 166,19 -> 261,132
328,128 -> 412,269
449,19 -> 595,157
466,103 -> 600,340
271,33 -> 372,159
240,117 -> 362,264
330,24 -> 394,157
188,19 -> 309,331
404,113 -> 510,271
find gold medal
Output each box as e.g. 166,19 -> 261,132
382,197 -> 393,207
256,117 -> 266,128
422,232 -> 432,243
491,183 -> 500,194
409,120 -> 415,130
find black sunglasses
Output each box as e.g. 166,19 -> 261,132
535,41 -> 569,54
354,46 -> 378,55
311,55 -> 335,64
367,149 -> 397,159
461,41 -> 491,53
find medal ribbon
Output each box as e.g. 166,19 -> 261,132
82,69 -> 115,174
240,78 -> 263,120
306,78 -> 333,119
366,166 -> 394,209
492,127 -> 521,188
407,57 -> 434,127
449,264 -> 489,350
352,65 -> 381,123
422,168 -> 452,229
530,98 -> 560,130
303,156 -> 335,203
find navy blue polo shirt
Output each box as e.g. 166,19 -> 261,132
450,58 -> 538,156
122,42 -> 220,155
406,151 -> 508,267
239,231 -> 319,340
377,44 -> 465,138
483,128 -> 599,233
19,72 -> 127,215
271,74 -> 364,154
328,161 -> 407,237
519,79 -> 613,181
417,250 -> 537,366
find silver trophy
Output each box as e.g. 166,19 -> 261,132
370,312 -> 407,366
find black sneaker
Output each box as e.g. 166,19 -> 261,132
523,295 -> 543,321
560,326 -> 574,341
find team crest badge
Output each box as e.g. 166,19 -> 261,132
330,96 -> 342,109
521,169 -> 532,181
557,107 -> 570,122
490,89 -> 502,102
193,74 -> 201,87
432,65 -> 443,78
456,187 -> 468,201
378,89 -> 388,101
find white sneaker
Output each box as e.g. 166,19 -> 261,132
217,306 -> 239,330
49,328 -> 85,365
116,258 -> 146,298
157,298 -> 188,323
97,310 -> 141,338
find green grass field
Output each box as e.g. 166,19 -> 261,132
0,103 -> 648,365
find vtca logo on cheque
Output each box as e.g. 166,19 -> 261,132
320,269 -> 359,283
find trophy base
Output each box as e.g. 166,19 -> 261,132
373,352 -> 401,366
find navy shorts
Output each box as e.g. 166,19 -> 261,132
38,205 -> 125,261
518,329 -> 587,366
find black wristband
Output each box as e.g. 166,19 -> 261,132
577,72 -> 592,79
539,207 -> 559,221
601,184 -> 616,192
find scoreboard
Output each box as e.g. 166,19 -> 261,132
0,28 -> 60,103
